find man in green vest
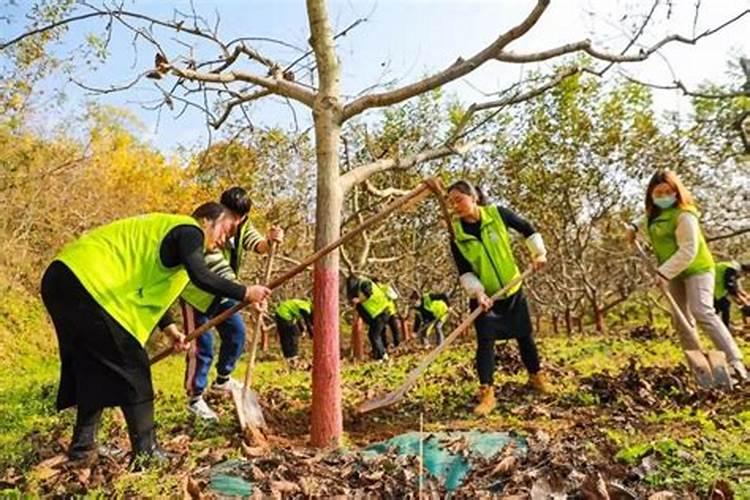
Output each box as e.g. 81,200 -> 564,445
347,275 -> 391,361
714,261 -> 750,327
182,186 -> 283,421
410,290 -> 450,347
274,298 -> 313,364
41,202 -> 271,466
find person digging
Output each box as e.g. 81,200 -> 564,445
714,260 -> 750,329
347,275 -> 392,361
181,186 -> 283,422
40,203 -> 271,467
447,180 -> 550,417
274,298 -> 313,368
410,290 -> 450,347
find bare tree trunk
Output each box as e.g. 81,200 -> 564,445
307,0 -> 343,449
551,314 -> 559,335
564,307 -> 573,335
351,310 -> 365,360
575,316 -> 584,334
535,314 -> 542,334
593,303 -> 606,334
401,314 -> 412,342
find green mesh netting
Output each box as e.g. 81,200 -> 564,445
362,431 -> 527,491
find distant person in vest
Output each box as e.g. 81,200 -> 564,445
447,180 -> 549,417
346,275 -> 391,361
274,298 -> 313,365
627,170 -> 747,382
182,186 -> 283,422
374,277 -> 402,349
714,261 -> 750,328
410,290 -> 450,347
40,203 -> 271,466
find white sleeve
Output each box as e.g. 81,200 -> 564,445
525,232 -> 547,258
657,213 -> 700,280
459,272 -> 485,298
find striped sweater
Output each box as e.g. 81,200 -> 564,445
204,221 -> 265,281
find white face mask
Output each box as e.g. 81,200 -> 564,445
652,193 -> 676,209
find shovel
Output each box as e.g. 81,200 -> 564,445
357,268 -> 533,414
231,243 -> 277,438
632,239 -> 732,390
151,179 -> 444,365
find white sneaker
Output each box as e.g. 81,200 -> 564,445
188,397 -> 219,422
210,377 -> 242,394
730,360 -> 748,381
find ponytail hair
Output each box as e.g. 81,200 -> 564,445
447,179 -> 488,205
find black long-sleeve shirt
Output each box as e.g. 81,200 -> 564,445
157,225 -> 247,326
450,205 -> 536,276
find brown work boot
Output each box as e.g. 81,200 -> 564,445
528,371 -> 550,393
472,385 -> 496,416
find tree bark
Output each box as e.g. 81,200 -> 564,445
351,310 -> 365,360
551,314 -> 559,335
564,307 -> 573,335
307,0 -> 343,449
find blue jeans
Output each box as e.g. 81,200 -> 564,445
186,299 -> 245,396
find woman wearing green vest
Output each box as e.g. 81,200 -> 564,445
346,276 -> 391,361
274,298 -> 313,362
713,261 -> 750,328
631,170 -> 746,381
40,202 -> 271,466
447,180 -> 549,416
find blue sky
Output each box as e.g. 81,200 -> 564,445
3,0 -> 749,153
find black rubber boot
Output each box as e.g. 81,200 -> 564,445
68,407 -> 102,461
122,401 -> 169,470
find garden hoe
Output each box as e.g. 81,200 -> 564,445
151,179 -> 444,365
357,268 -> 534,414
632,239 -> 732,390
231,243 -> 276,445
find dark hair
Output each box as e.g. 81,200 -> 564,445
741,262 -> 750,273
192,201 -> 227,222
220,186 -> 252,216
447,180 -> 489,205
345,275 -> 360,301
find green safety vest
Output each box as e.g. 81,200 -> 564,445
56,213 -> 200,346
422,293 -> 448,321
647,206 -> 714,279
276,299 -> 312,322
376,282 -> 397,315
452,206 -> 522,296
714,261 -> 739,300
360,279 -> 389,318
181,221 -> 252,313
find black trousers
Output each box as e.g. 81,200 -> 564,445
41,261 -> 158,455
714,296 -> 731,328
472,290 -> 540,385
275,315 -> 302,358
356,304 -> 388,360
384,314 -> 401,348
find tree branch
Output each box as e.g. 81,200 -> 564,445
339,141 -> 477,193
706,226 -> 750,242
165,64 -> 315,107
341,0 -> 551,121
495,9 -> 749,65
